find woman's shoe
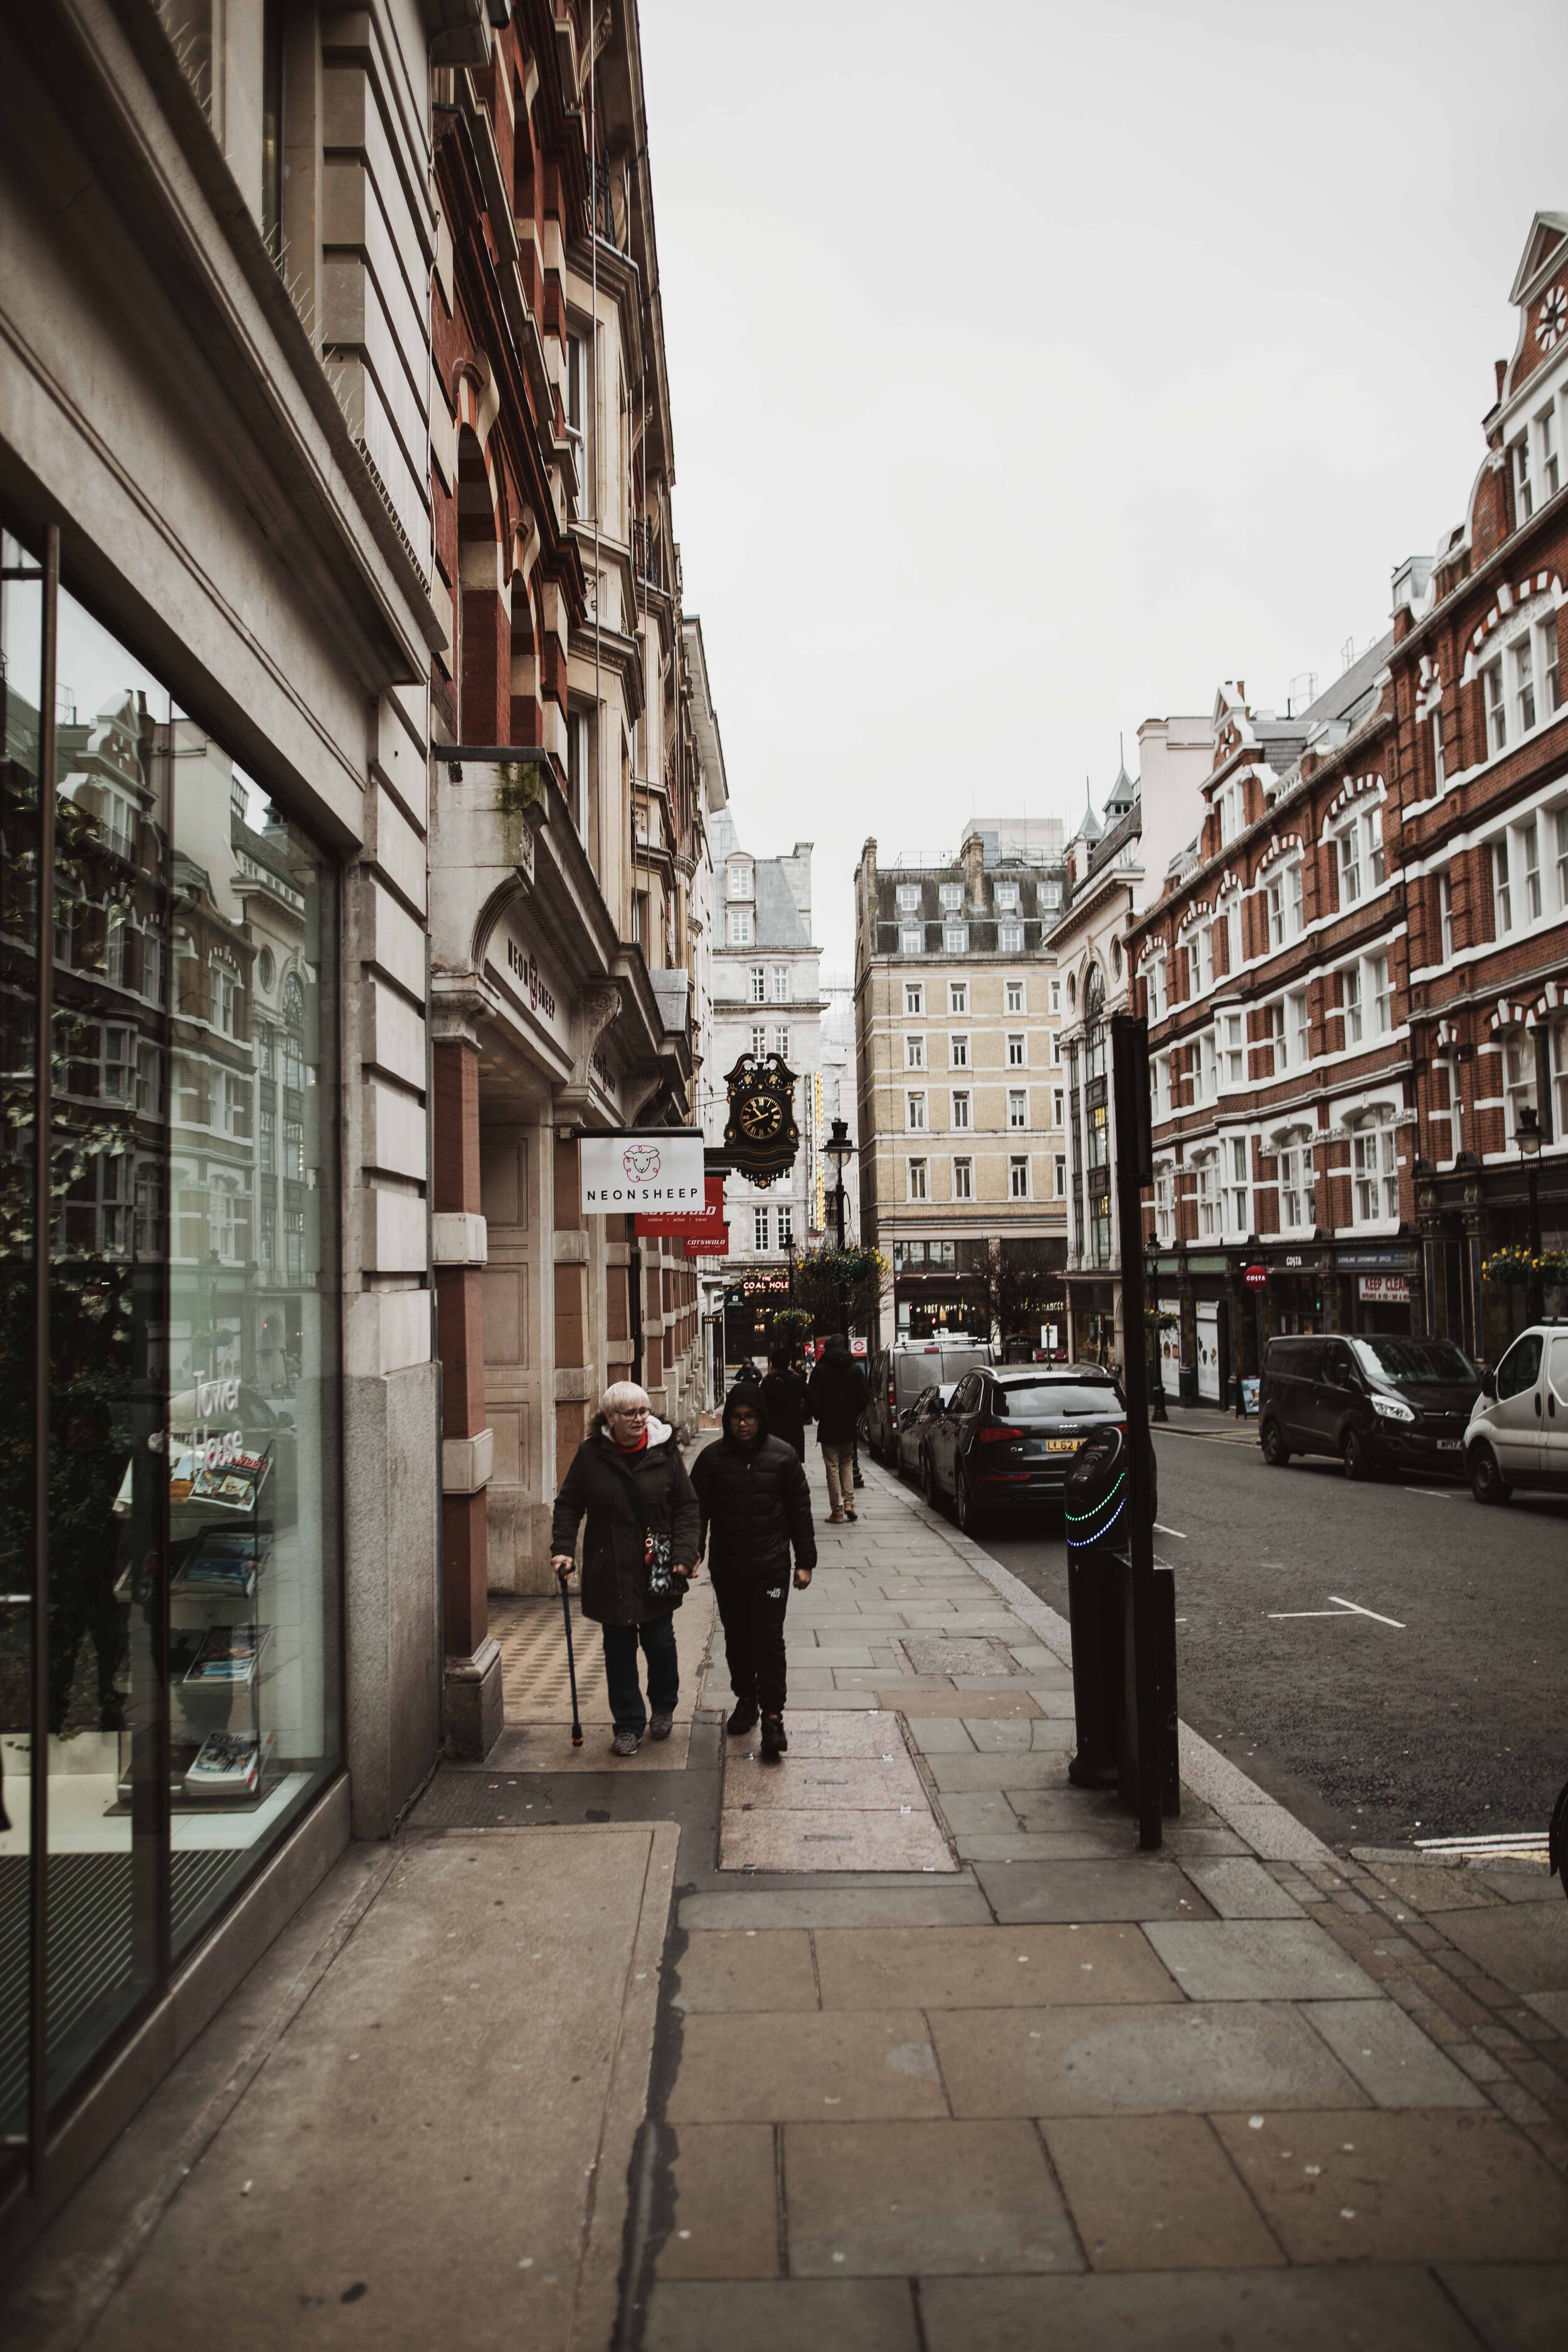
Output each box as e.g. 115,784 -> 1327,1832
760,1712 -> 788,1762
610,1729 -> 642,1757
726,1700 -> 759,1736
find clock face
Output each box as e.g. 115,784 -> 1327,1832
739,1093 -> 783,1140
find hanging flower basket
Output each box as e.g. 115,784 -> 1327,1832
1482,1246 -> 1568,1285
1143,1306 -> 1179,1330
798,1244 -> 889,1287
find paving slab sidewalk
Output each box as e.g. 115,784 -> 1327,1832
649,1446 -> 1568,2349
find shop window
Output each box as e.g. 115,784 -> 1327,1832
0,529 -> 343,2143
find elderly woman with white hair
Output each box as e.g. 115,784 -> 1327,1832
550,1382 -> 701,1755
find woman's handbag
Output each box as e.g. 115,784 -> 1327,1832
643,1527 -> 675,1601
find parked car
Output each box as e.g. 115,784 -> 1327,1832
1465,1321 -> 1568,1503
895,1382 -> 958,1480
1258,1334 -> 1482,1480
916,1363 -> 1126,1533
864,1338 -> 992,1465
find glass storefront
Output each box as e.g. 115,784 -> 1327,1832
1,522 -> 341,2175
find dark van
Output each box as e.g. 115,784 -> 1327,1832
1258,1333 -> 1483,1480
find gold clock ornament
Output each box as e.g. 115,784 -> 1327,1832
723,1053 -> 800,1183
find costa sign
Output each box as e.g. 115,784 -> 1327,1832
579,1130 -> 704,1214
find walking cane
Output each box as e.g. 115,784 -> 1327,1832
558,1565 -> 584,1748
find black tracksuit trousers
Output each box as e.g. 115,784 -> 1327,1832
711,1565 -> 790,1714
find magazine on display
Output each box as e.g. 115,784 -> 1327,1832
173,1527 -> 272,1597
184,1729 -> 275,1797
184,1623 -> 272,1685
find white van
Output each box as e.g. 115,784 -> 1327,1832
865,1338 -> 993,1464
1465,1320 -> 1568,1502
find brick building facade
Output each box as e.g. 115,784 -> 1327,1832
1130,213 -> 1568,1402
426,1 -> 714,1753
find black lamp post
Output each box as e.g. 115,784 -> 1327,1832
1145,1236 -> 1168,1424
1515,1102 -> 1544,1327
824,1116 -> 855,1345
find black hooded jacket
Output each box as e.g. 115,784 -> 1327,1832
760,1363 -> 810,1455
691,1386 -> 817,1582
806,1347 -> 869,1444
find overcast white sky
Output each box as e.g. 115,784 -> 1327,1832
639,0 -> 1568,967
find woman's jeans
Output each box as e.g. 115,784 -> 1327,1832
601,1616 -> 679,1735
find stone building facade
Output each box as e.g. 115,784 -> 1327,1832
1130,210 -> 1568,1394
1047,728 -> 1211,1365
854,823 -> 1070,1344
0,0 -> 454,2236
702,824 -> 823,1366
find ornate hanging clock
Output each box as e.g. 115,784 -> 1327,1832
723,1052 -> 800,1185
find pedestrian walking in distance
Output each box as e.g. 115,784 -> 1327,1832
807,1334 -> 869,1523
550,1382 -> 700,1756
691,1384 -> 816,1762
761,1345 -> 810,1459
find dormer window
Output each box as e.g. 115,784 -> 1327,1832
1038,879 -> 1061,911
1216,780 -> 1244,845
1542,403 -> 1561,500
728,860 -> 753,899
896,884 -> 921,913
938,882 -> 963,912
994,882 -> 1019,913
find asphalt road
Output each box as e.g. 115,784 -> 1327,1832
967,1428 -> 1568,1851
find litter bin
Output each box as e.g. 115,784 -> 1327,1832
1063,1428 -> 1128,1791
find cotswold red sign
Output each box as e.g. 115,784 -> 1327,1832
637,1173 -> 726,1241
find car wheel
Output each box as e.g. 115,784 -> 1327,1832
955,1461 -> 987,1536
919,1448 -> 940,1508
1468,1443 -> 1512,1506
1261,1418 -> 1290,1467
882,1426 -> 899,1469
1342,1427 -> 1374,1481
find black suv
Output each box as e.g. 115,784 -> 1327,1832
916,1364 -> 1125,1533
1258,1333 -> 1481,1480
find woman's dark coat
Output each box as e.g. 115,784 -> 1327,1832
550,1416 -> 701,1627
760,1365 -> 810,1456
805,1350 -> 869,1445
691,1388 -> 817,1583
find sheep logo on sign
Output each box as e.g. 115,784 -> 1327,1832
623,1143 -> 662,1183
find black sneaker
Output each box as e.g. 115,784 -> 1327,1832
726,1700 -> 759,1737
760,1712 -> 787,1762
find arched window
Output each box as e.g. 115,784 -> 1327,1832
1083,965 -> 1104,1022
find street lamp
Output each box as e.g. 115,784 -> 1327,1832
824,1117 -> 856,1345
824,1117 -> 854,1248
1515,1101 -> 1543,1325
1145,1236 -> 1168,1424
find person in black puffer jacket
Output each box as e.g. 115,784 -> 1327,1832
691,1384 -> 816,1760
760,1346 -> 810,1459
551,1381 -> 701,1756
806,1335 -> 869,1523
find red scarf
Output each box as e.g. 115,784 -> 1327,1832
613,1428 -> 649,1453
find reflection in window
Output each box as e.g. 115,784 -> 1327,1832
0,537 -> 342,2143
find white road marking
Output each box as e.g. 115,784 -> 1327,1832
1329,1595 -> 1406,1628
1267,1596 -> 1406,1629
1402,1486 -> 1452,1499
1415,1830 -> 1549,1855
1154,1522 -> 1188,1539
